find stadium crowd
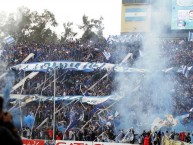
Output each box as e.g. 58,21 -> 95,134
12,69 -> 114,96
1,34 -> 193,144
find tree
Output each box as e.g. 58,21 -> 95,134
29,9 -> 58,43
79,15 -> 105,43
0,7 -> 59,44
60,22 -> 77,43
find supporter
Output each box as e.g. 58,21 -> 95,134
165,131 -> 170,139
0,97 -> 22,145
1,34 -> 193,143
144,132 -> 151,145
185,132 -> 191,143
69,128 -> 75,140
180,131 -> 185,141
153,131 -> 158,145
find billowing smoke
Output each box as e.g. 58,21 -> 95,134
3,70 -> 15,109
113,0 -> 174,133
0,10 -> 20,125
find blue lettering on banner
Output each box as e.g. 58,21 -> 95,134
88,63 -> 93,69
23,65 -> 29,70
40,63 -> 50,70
83,63 -> 89,69
75,63 -> 81,69
12,61 -> 118,72
34,64 -> 39,70
52,62 -> 56,68
70,62 -> 74,67
92,63 -> 99,68
59,62 -> 66,69
98,63 -> 106,69
63,63 -> 68,69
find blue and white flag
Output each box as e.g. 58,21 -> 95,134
188,31 -> 193,42
5,36 -> 15,44
65,110 -> 77,132
125,8 -> 147,21
98,114 -> 107,125
103,50 -> 111,60
182,65 -> 193,78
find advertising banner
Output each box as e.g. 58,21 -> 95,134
171,0 -> 193,30
22,139 -> 45,145
55,140 -> 92,145
23,140 -> 141,145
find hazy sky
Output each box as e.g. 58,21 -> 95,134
0,0 -> 122,38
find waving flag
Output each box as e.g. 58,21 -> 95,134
188,31 -> 193,42
65,112 -> 77,132
151,115 -> 178,132
4,36 -> 15,45
125,8 -> 147,21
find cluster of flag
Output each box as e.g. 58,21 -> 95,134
151,114 -> 178,133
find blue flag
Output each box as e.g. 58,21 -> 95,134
65,110 -> 77,132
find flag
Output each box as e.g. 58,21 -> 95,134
98,114 -> 107,125
57,124 -> 65,134
182,65 -> 192,78
78,112 -> 84,121
151,115 -> 178,132
165,114 -> 178,126
90,103 -> 106,115
151,117 -> 166,132
178,65 -> 193,77
125,8 -> 147,21
114,111 -> 119,118
4,36 -> 15,45
103,50 -> 111,60
65,110 -> 77,132
106,110 -> 114,120
188,31 -> 193,42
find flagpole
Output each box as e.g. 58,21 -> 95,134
19,71 -> 26,137
53,68 -> 56,140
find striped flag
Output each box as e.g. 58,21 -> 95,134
188,31 -> 193,42
125,8 -> 147,21
4,36 -> 15,44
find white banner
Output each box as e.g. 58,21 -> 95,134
11,61 -> 148,73
11,61 -> 114,72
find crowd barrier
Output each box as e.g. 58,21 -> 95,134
22,139 -> 139,145
162,137 -> 192,145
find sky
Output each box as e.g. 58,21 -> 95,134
0,0 -> 122,38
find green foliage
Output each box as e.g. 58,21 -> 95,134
60,22 -> 77,43
79,15 -> 105,43
0,7 -> 105,44
0,7 -> 58,44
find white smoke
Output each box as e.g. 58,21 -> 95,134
113,0 -> 174,133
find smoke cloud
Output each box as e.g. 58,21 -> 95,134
113,0 -> 174,133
